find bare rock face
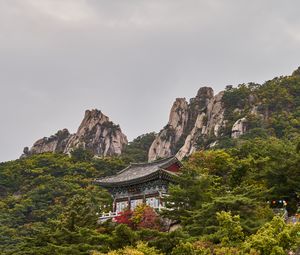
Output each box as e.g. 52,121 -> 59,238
21,129 -> 71,158
148,98 -> 189,161
231,117 -> 247,138
168,98 -> 189,142
64,110 -> 128,156
176,91 -> 225,160
150,82 -> 278,161
22,109 -> 128,158
149,87 -> 226,161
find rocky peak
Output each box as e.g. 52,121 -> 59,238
22,109 -> 128,158
196,86 -> 214,100
21,128 -> 71,158
77,110 -> 110,135
64,109 -> 128,156
188,87 -> 214,130
148,98 -> 189,162
176,90 -> 225,160
148,87 -> 224,161
191,87 -> 214,107
168,98 -> 189,137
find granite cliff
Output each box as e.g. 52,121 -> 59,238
22,110 -> 128,158
22,68 -> 300,161
148,87 -> 227,161
148,67 -> 300,161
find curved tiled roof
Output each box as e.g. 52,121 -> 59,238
96,156 -> 180,187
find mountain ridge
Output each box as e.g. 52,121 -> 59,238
22,67 -> 300,162
149,67 -> 300,161
22,109 -> 128,158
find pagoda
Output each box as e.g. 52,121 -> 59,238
96,156 -> 182,221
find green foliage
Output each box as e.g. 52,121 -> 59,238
0,153 -> 123,254
111,224 -> 138,249
163,149 -> 273,236
243,216 -> 300,254
220,71 -> 300,143
93,157 -> 127,176
171,241 -> 210,255
1,127 -> 300,254
122,133 -> 156,163
93,241 -> 163,255
146,229 -> 189,254
71,147 -> 95,162
214,211 -> 244,245
229,138 -> 300,215
132,242 -> 164,255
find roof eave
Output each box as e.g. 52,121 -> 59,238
96,169 -> 177,188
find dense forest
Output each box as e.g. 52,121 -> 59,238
1,71 -> 300,254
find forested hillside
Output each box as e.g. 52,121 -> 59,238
1,136 -> 300,254
149,68 -> 300,161
220,67 -> 300,143
1,69 -> 300,254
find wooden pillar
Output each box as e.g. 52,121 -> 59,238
158,191 -> 162,211
113,198 -> 116,212
128,196 -> 131,210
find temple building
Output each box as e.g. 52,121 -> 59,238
96,157 -> 182,221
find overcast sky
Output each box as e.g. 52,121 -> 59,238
0,0 -> 300,162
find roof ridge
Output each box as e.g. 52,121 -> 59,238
114,156 -> 175,175
113,164 -> 132,175
130,156 -> 175,167
96,156 -> 180,183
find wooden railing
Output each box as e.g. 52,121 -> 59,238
98,211 -> 118,223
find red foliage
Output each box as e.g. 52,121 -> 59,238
137,206 -> 161,230
114,209 -> 133,227
114,206 -> 162,230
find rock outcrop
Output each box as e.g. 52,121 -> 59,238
22,129 -> 71,157
231,117 -> 247,139
148,87 -> 226,161
22,109 -> 128,158
176,90 -> 225,160
148,98 -> 189,160
64,110 -> 128,156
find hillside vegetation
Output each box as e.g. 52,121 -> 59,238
1,69 -> 300,254
0,136 -> 300,254
148,68 -> 300,162
216,67 -> 300,149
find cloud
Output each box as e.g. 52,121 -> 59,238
0,0 -> 300,162
30,0 -> 95,22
